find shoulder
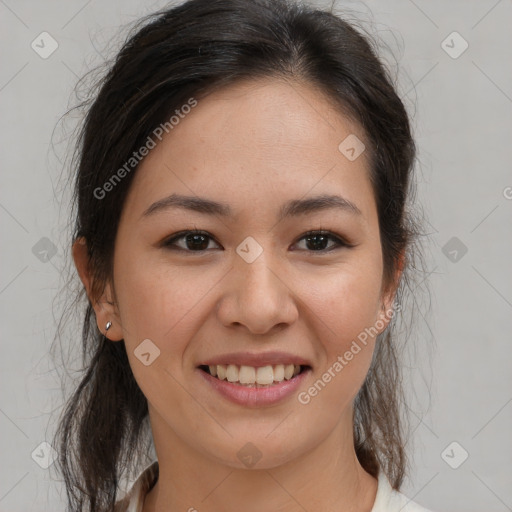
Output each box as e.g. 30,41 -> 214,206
371,471 -> 435,512
114,460 -> 159,512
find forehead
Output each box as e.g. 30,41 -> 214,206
122,77 -> 376,222
172,77 -> 364,163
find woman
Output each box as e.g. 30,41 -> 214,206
53,0 -> 432,510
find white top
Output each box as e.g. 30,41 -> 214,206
114,461 -> 434,512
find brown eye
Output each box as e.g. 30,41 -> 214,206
293,231 -> 350,252
163,230 -> 221,252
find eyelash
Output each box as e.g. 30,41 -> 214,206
162,229 -> 352,254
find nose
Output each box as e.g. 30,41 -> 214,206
216,248 -> 299,335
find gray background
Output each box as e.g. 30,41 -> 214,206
1,0 -> 511,511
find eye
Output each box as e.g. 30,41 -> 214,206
292,230 -> 350,252
162,229 -> 351,253
162,230 -> 222,252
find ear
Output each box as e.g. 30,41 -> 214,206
377,249 -> 405,333
72,236 -> 124,341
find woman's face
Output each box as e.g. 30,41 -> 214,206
99,78 -> 396,468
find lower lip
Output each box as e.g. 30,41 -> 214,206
197,367 -> 311,407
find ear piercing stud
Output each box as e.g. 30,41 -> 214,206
105,320 -> 112,337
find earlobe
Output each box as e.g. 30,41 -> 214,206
103,320 -> 113,339
97,301 -> 124,342
72,237 -> 124,341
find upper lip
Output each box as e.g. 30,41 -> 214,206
197,351 -> 312,368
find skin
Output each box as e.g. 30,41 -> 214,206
73,77 -> 400,512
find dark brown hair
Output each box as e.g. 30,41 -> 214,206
52,0 -> 421,510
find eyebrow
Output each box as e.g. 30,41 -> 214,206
141,193 -> 362,221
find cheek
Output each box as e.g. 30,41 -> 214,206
299,257 -> 384,343
112,258 -> 207,408
113,251 -> 224,355
113,249 -> 182,342
294,268 -> 383,420
292,251 -> 384,395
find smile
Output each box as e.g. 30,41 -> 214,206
199,364 -> 308,386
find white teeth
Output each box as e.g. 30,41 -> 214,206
239,365 -> 256,384
284,364 -> 295,380
226,364 -> 239,382
205,363 -> 303,385
273,364 -> 285,382
217,364 -> 227,380
256,365 -> 274,385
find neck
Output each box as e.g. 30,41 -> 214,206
143,406 -> 378,512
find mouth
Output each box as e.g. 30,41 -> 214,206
198,363 -> 311,387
